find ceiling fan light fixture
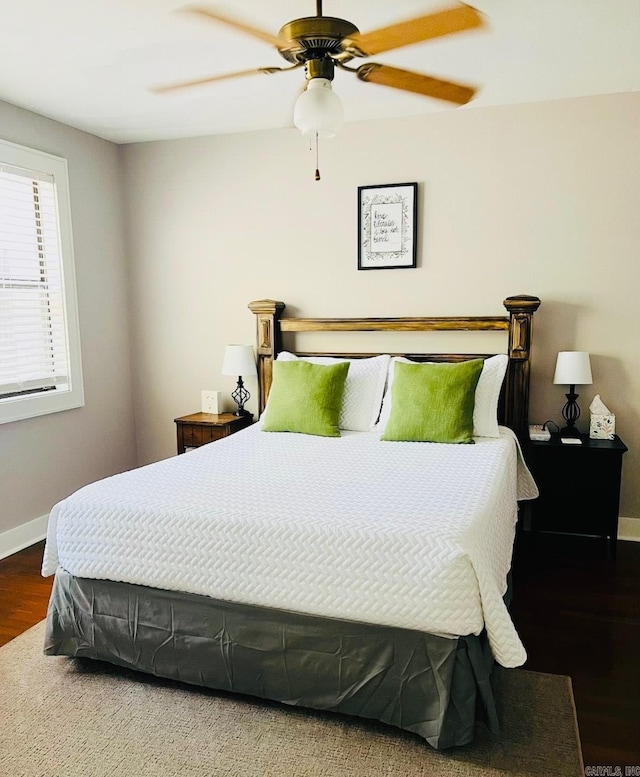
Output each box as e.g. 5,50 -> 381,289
293,77 -> 343,138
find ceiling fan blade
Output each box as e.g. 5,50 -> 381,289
181,5 -> 295,52
356,63 -> 476,105
151,66 -> 289,94
343,4 -> 484,57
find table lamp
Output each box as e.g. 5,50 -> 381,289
553,351 -> 592,437
221,345 -> 256,417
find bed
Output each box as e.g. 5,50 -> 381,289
42,293 -> 541,750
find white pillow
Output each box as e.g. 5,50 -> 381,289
276,352 -> 390,432
473,354 -> 509,437
378,354 -> 508,438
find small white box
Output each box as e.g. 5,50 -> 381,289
201,390 -> 220,415
590,413 -> 615,440
529,424 -> 551,441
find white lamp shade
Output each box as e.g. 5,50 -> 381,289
221,345 -> 256,377
293,78 -> 343,138
553,351 -> 593,385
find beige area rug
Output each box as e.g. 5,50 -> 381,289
1,622 -> 583,777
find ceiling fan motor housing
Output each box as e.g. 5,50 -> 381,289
278,17 -> 360,65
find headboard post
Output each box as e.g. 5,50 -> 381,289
248,299 -> 285,415
502,295 -> 541,443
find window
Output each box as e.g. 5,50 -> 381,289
0,139 -> 83,424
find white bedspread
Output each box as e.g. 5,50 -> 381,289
42,425 -> 537,668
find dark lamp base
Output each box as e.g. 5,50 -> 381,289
560,385 -> 582,439
231,376 -> 251,420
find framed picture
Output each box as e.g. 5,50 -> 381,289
358,182 -> 418,270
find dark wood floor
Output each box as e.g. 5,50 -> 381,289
0,541 -> 52,647
510,532 -> 640,770
1,535 -> 639,768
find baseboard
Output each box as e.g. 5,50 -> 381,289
0,514 -> 49,561
618,516 -> 640,542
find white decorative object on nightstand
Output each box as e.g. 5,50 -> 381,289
589,395 -> 615,440
201,390 -> 220,415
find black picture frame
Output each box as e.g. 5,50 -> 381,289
357,182 -> 418,270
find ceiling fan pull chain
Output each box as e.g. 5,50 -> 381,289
315,132 -> 321,181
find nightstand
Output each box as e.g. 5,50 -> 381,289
174,412 -> 253,454
528,433 -> 628,558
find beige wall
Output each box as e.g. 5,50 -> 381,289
0,101 -> 137,543
122,92 -> 639,520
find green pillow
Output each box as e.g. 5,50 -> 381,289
381,359 -> 483,444
262,360 -> 350,437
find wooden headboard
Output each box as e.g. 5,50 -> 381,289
248,295 -> 541,444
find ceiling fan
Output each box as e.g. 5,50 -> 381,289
153,2 -> 485,177
154,2 -> 485,122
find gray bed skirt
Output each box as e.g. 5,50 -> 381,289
44,569 -> 499,749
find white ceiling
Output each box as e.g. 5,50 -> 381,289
1,0 -> 639,144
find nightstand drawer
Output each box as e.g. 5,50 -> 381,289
181,425 -> 204,447
174,412 -> 253,454
181,425 -> 226,447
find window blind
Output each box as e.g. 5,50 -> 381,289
0,163 -> 70,399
